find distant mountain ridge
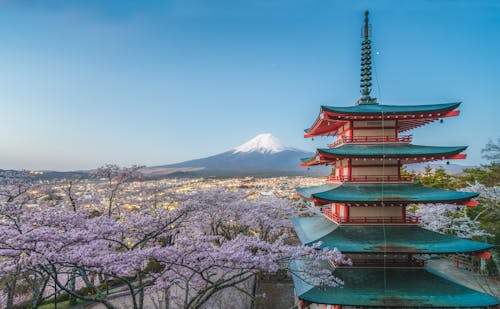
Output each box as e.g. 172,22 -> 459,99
2,134 -> 476,179
143,133 -> 325,177
406,162 -> 475,175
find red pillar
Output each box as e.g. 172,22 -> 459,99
397,159 -> 401,180
348,159 -> 352,182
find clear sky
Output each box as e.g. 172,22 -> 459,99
1,0 -> 499,171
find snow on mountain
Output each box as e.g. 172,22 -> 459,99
233,133 -> 286,154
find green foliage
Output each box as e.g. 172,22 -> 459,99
413,166 -> 459,190
467,196 -> 500,258
455,137 -> 500,187
144,259 -> 163,273
486,257 -> 499,276
481,138 -> 500,163
455,163 -> 500,188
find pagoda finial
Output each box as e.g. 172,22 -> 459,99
363,10 -> 370,39
356,10 -> 378,105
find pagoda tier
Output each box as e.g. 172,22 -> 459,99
291,260 -> 499,308
304,102 -> 460,138
296,183 -> 478,206
292,216 -> 492,254
301,144 -> 467,166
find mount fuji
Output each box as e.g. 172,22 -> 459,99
144,134 -> 322,177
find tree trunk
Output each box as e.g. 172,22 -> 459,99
31,273 -> 50,309
68,272 -> 77,305
138,273 -> 144,309
164,288 -> 170,309
6,265 -> 20,309
249,274 -> 258,309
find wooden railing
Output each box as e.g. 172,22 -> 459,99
323,208 -> 419,225
328,135 -> 412,148
326,175 -> 413,183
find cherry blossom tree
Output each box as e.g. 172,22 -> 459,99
0,169 -> 347,309
461,182 -> 500,220
0,170 -> 56,309
415,203 -> 489,238
149,189 -> 348,309
92,164 -> 144,217
414,182 -> 499,239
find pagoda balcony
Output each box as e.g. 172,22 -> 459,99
326,174 -> 413,183
328,135 -> 412,148
323,208 -> 419,225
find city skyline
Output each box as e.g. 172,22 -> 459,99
1,0 -> 499,170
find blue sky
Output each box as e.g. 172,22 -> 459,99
1,0 -> 499,170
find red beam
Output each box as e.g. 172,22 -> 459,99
474,251 -> 492,259
464,200 -> 478,207
298,300 -> 312,308
448,153 -> 466,160
444,109 -> 460,117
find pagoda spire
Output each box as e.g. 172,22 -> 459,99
356,10 -> 377,105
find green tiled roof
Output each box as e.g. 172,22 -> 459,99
291,260 -> 498,307
295,183 -> 340,199
321,102 -> 460,115
291,216 -> 493,253
296,183 -> 478,203
316,144 -> 467,158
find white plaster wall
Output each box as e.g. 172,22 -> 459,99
351,166 -> 399,176
350,206 -> 402,217
352,128 -> 396,138
351,159 -> 397,165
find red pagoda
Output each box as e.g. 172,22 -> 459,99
291,11 -> 498,308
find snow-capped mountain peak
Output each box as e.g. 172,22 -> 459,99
233,133 -> 286,154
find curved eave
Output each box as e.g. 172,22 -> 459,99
291,216 -> 492,254
296,183 -> 479,205
312,189 -> 479,205
317,144 -> 467,159
304,102 -> 461,138
296,183 -> 341,199
301,144 -> 468,165
304,113 -> 346,138
300,157 -> 331,167
322,102 -> 461,115
312,196 -> 479,207
291,261 -> 499,307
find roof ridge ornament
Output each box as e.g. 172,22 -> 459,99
356,11 -> 378,105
